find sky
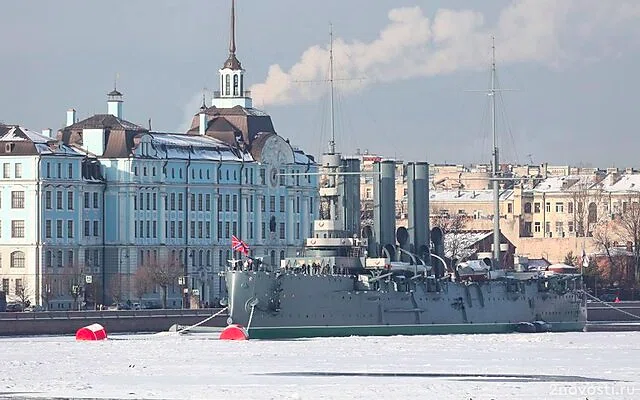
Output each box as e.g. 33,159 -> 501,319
1,0 -> 640,166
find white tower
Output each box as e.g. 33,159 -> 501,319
107,89 -> 123,119
212,0 -> 252,108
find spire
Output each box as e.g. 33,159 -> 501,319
229,0 -> 236,55
223,0 -> 242,70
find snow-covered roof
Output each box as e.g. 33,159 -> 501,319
443,231 -> 492,260
430,189 -> 513,202
600,173 -> 640,193
141,133 -> 252,162
0,126 -> 82,156
533,175 -> 601,193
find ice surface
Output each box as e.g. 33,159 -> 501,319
0,332 -> 638,399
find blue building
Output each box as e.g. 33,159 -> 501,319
0,0 -> 318,308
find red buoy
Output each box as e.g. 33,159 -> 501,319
76,323 -> 108,341
219,324 -> 248,340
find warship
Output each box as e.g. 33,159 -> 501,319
221,39 -> 587,340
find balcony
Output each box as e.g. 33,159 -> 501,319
213,90 -> 252,98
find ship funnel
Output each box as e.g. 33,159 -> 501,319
341,157 -> 361,237
373,160 -> 396,258
407,162 -> 430,261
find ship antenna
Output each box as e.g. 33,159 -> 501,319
491,36 -> 500,269
328,23 -> 336,154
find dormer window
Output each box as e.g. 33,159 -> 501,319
4,143 -> 14,153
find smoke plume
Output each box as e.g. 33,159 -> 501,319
250,0 -> 640,107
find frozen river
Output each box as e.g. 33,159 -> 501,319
0,331 -> 638,399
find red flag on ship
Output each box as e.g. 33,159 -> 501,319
231,235 -> 250,256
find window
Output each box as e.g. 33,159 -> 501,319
507,203 -> 513,214
206,221 -> 211,238
225,195 -> 230,211
555,221 -> 563,235
170,193 -> 176,210
170,221 -> 176,238
190,221 -> 196,238
56,191 -> 63,209
67,220 -> 73,238
67,250 -> 73,266
46,162 -> 50,178
205,194 -> 211,211
1,279 -> 8,294
57,250 -> 62,267
84,192 -> 90,208
10,251 -> 25,268
45,251 -> 52,268
225,222 -> 230,238
45,191 -> 51,209
93,220 -> 99,236
152,193 -> 157,210
279,196 -> 285,212
93,192 -> 99,208
178,193 -> 183,211
178,221 -> 183,238
545,202 -> 551,212
3,163 -> 9,178
534,202 -> 540,213
534,222 -> 541,233
233,195 -> 237,212
524,202 -> 532,213
68,163 -> 73,179
15,279 -> 22,293
67,191 -> 73,210
225,75 -> 231,95
198,221 -> 203,238
11,220 -> 24,238
233,74 -> 239,96
524,222 -> 532,235
588,203 -> 597,223
545,222 -> 551,235
45,220 -> 52,238
198,194 -> 203,211
14,163 -> 22,178
261,222 -> 266,239
279,222 -> 285,239
270,196 -> 275,212
56,220 -> 63,238
555,202 -> 564,213
11,191 -> 24,208
57,163 -> 61,178
260,169 -> 266,185
191,193 -> 196,211
568,221 -> 574,232
568,202 -> 574,214
217,221 -> 222,239
84,220 -> 90,236
153,221 -> 157,238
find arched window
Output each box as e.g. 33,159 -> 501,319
279,250 -> 285,261
198,250 -> 203,266
240,75 -> 244,94
233,75 -> 239,96
588,202 -> 598,223
206,250 -> 211,266
270,250 -> 276,266
225,75 -> 231,96
45,250 -> 52,268
11,251 -> 25,268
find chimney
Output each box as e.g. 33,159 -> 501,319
199,111 -> 207,135
66,109 -> 76,127
42,128 -> 53,138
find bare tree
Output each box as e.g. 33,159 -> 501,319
40,275 -> 54,310
592,219 -> 620,274
569,180 -> 604,237
615,191 -> 640,284
13,278 -> 31,309
431,208 -> 468,267
133,265 -> 153,303
137,256 -> 183,309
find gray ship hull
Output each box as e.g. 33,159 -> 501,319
225,270 -> 587,339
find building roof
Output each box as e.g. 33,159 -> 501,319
430,189 -> 514,202
188,105 -> 276,148
0,125 -> 81,156
63,114 -> 146,132
599,173 -> 640,192
533,174 -> 602,193
444,231 -> 492,260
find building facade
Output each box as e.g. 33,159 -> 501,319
0,0 -> 318,309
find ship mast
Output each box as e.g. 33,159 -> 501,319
328,23 -> 336,155
490,37 -> 501,269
